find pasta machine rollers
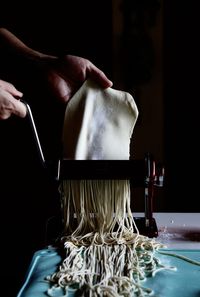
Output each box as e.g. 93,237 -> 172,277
25,102 -> 164,238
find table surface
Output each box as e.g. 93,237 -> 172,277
135,212 -> 200,249
17,213 -> 200,297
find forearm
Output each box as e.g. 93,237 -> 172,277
0,28 -> 57,63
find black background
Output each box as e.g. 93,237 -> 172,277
0,1 -> 113,295
163,1 -> 200,211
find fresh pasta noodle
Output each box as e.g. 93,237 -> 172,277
46,180 -> 172,297
59,180 -> 139,245
46,179 -> 200,296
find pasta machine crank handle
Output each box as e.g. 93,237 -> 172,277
23,101 -> 45,165
22,100 -> 60,180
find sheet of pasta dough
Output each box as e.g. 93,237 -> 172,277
62,79 -> 138,160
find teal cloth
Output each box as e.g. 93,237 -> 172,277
17,247 -> 200,297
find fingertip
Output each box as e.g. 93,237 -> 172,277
107,80 -> 113,88
20,102 -> 27,118
17,91 -> 23,98
14,100 -> 27,118
102,79 -> 113,89
89,66 -> 113,89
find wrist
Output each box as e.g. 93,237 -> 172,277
25,48 -> 57,64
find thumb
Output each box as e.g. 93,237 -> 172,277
88,65 -> 113,89
12,99 -> 27,118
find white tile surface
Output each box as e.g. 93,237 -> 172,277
134,213 -> 200,249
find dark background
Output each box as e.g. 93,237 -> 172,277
0,1 -> 113,295
163,1 -> 200,212
0,0 -> 199,295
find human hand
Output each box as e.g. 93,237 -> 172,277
46,55 -> 113,103
0,29 -> 112,103
0,80 -> 26,119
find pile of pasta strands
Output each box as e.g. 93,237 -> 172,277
46,180 -> 174,297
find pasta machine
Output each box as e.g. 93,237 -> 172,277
25,101 -> 164,239
57,157 -> 164,238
